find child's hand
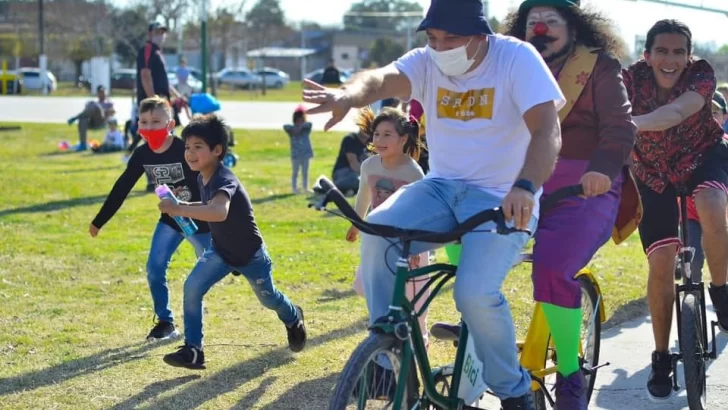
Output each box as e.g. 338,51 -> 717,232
409,254 -> 421,269
89,223 -> 100,238
346,226 -> 359,242
158,199 -> 182,216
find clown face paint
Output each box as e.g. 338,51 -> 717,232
525,7 -> 572,64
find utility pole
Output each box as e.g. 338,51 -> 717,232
38,0 -> 47,95
201,0 -> 208,93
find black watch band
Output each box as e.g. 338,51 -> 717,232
513,179 -> 536,195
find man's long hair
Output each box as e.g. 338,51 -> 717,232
502,6 -> 628,61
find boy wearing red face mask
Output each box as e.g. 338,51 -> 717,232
89,95 -> 211,342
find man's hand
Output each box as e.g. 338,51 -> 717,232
89,223 -> 100,238
502,187 -> 535,230
346,225 -> 359,242
580,172 -> 611,197
158,199 -> 182,216
302,79 -> 353,131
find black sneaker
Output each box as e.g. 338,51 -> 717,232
500,392 -> 535,410
646,350 -> 673,401
709,284 -> 728,332
430,321 -> 461,341
163,344 -> 206,370
146,320 -> 180,342
286,306 -> 307,352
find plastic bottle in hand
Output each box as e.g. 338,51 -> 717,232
155,184 -> 198,237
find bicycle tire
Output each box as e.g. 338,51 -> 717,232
328,333 -> 420,410
533,275 -> 602,408
680,291 -> 707,410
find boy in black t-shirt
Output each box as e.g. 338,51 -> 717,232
158,115 -> 307,369
89,96 -> 211,342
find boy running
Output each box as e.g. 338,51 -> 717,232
158,114 -> 307,369
89,96 -> 211,342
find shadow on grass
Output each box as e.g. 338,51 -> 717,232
59,165 -> 122,174
603,296 -> 648,330
230,376 -> 278,410
0,339 -> 177,397
251,193 -> 295,205
108,375 -> 202,410
137,319 -> 368,410
0,192 -> 146,218
317,288 -> 357,303
259,373 -> 338,410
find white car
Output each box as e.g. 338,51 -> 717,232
18,68 -> 56,93
255,68 -> 290,89
215,68 -> 263,89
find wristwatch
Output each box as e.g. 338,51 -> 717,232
513,179 -> 536,195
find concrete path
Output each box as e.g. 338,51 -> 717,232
0,95 -> 360,132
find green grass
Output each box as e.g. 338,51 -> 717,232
0,123 -> 649,409
49,81 -> 304,102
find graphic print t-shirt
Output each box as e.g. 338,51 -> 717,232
92,137 -> 209,233
394,35 -> 565,215
354,156 -> 425,216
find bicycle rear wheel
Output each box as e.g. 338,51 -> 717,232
680,291 -> 707,410
534,274 -> 602,409
328,333 -> 420,410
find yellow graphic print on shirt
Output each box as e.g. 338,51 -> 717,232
436,87 -> 495,121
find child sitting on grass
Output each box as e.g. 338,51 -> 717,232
92,117 -> 125,153
283,106 -> 314,194
345,107 -> 430,344
89,96 -> 211,342
158,114 -> 307,369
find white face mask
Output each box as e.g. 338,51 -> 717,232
152,35 -> 165,45
427,37 -> 482,77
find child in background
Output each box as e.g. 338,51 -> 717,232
92,117 -> 125,153
283,106 -> 314,194
89,96 -> 211,342
158,114 -> 307,369
344,107 -> 430,344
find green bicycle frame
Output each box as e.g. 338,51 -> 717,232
369,242 -> 472,410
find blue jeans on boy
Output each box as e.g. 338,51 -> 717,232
359,178 -> 536,400
147,222 -> 211,323
183,244 -> 298,348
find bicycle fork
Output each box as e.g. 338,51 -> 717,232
672,252 -> 719,392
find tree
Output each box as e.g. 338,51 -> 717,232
109,6 -> 149,66
489,17 -> 500,33
365,38 -> 405,68
718,44 -> 728,55
246,0 -> 285,30
344,0 -> 423,32
142,0 -> 193,32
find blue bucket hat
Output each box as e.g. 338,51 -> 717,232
417,0 -> 493,36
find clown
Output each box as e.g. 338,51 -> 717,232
433,1 -> 641,408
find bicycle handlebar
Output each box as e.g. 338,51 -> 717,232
310,178 -> 584,243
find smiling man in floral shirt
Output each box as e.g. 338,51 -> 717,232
623,19 -> 728,401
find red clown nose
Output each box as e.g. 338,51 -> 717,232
533,22 -> 548,36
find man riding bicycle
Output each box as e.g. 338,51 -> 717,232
623,19 -> 728,401
304,0 -> 564,408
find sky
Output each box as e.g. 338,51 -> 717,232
113,0 -> 728,53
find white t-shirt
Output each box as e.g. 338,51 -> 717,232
394,34 -> 565,212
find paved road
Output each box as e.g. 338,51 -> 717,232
0,95 -> 360,132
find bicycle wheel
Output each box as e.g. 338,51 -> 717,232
680,291 -> 707,410
534,274 -> 602,409
329,333 -> 420,410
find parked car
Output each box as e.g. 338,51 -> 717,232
170,66 -> 208,83
167,70 -> 203,94
305,68 -> 351,85
18,68 -> 56,93
254,68 -> 290,89
215,68 -> 262,89
111,69 -> 136,90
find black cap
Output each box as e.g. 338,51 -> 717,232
148,22 -> 167,32
713,91 -> 727,114
417,0 -> 493,36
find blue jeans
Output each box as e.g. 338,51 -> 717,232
359,178 -> 536,399
292,157 -> 310,191
147,222 -> 211,323
183,245 -> 298,348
